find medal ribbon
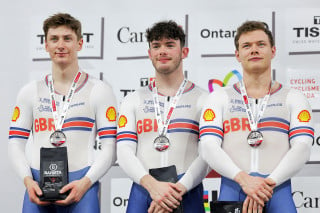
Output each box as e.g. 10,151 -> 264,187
239,80 -> 272,131
152,78 -> 188,136
48,71 -> 82,131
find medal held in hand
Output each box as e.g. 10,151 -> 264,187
247,130 -> 263,147
154,135 -> 170,151
50,130 -> 66,147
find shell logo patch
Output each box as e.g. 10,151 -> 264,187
203,109 -> 215,121
106,106 -> 116,122
12,106 -> 20,122
118,115 -> 128,128
297,110 -> 311,122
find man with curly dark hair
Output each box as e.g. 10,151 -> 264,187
117,20 -> 208,213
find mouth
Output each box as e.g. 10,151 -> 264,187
158,58 -> 171,63
55,52 -> 67,57
249,57 -> 262,62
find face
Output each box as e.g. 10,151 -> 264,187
45,25 -> 83,66
148,38 -> 189,75
235,30 -> 275,74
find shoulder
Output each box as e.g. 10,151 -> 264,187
208,86 -> 229,99
18,80 -> 38,95
121,87 -> 146,104
87,75 -> 114,92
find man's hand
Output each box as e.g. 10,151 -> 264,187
234,171 -> 273,206
243,196 -> 264,213
175,182 -> 187,196
24,176 -> 51,206
55,176 -> 92,206
148,200 -> 171,213
141,175 -> 182,212
147,182 -> 187,213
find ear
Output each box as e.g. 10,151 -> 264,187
45,40 -> 48,52
181,47 -> 189,59
271,46 -> 276,59
148,49 -> 152,59
235,50 -> 241,62
77,38 -> 83,51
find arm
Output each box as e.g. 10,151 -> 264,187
117,92 -> 181,211
268,90 -> 314,185
57,81 -> 117,205
199,89 -> 272,206
9,82 -> 49,205
178,91 -> 210,192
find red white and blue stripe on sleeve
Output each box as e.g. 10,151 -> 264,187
117,131 -> 138,143
289,126 -> 314,141
199,125 -> 224,140
98,127 -> 117,139
9,127 -> 31,140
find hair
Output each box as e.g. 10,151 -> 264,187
43,13 -> 82,41
234,21 -> 274,50
146,20 -> 186,47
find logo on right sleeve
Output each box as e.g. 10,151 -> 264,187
106,106 -> 116,122
118,115 -> 128,128
203,109 -> 215,121
12,106 -> 20,122
297,110 -> 311,122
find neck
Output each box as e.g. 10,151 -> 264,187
51,62 -> 80,95
155,71 -> 185,96
242,71 -> 272,99
52,62 -> 79,83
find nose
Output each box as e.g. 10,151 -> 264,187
57,39 -> 65,49
159,46 -> 167,56
250,44 -> 259,55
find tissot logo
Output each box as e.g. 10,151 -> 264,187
140,77 -> 155,87
36,33 -> 95,45
120,89 -> 135,97
292,16 -> 320,38
32,17 -> 104,61
314,16 -> 320,25
117,27 -> 146,43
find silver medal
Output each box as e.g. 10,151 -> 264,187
50,130 -> 66,147
247,130 -> 263,147
153,135 -> 170,151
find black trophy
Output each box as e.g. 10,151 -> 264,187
39,147 -> 69,201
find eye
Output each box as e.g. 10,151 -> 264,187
64,36 -> 72,41
151,44 -> 159,49
242,44 -> 250,49
50,37 -> 58,42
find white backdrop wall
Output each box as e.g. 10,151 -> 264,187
1,0 -> 319,212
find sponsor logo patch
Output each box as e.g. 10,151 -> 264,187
106,106 -> 116,121
298,110 -> 311,122
203,109 -> 215,121
118,115 -> 128,128
12,106 -> 20,122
